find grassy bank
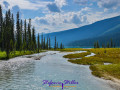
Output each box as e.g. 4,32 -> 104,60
63,51 -> 91,59
0,50 -> 44,60
63,48 -> 120,80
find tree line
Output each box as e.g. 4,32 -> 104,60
94,39 -> 116,48
0,5 -> 64,58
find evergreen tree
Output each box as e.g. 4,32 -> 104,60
10,39 -> 13,51
24,19 -> 27,42
11,14 -> 14,44
16,12 -> 21,50
32,27 -> 36,50
20,19 -> 23,45
96,41 -> 100,48
111,39 -> 113,48
28,19 -> 32,50
94,42 -> 96,48
107,42 -> 110,48
23,19 -> 27,51
60,43 -> 63,49
37,33 -> 40,53
57,42 -> 58,49
43,37 -> 45,49
46,37 -> 48,50
41,33 -> 43,49
54,36 -> 56,50
5,10 -> 11,58
0,5 -> 3,50
49,37 -> 51,49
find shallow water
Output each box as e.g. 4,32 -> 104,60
0,51 -> 114,90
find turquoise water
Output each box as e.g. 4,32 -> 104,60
0,51 -> 115,90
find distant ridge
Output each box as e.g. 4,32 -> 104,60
45,15 -> 120,47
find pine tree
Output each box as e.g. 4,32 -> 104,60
16,12 -> 21,50
96,41 -> 100,48
10,39 -> 13,51
23,19 -> 27,51
5,10 -> 11,58
43,37 -> 45,49
60,43 -> 63,49
57,42 -> 58,49
49,37 -> 51,49
37,33 -> 40,53
32,27 -> 36,51
20,19 -> 23,45
24,19 -> 27,42
0,5 -> 3,50
11,14 -> 14,44
111,39 -> 113,48
94,42 -> 96,48
28,19 -> 32,50
107,42 -> 110,48
54,36 -> 56,50
41,33 -> 43,49
46,37 -> 48,50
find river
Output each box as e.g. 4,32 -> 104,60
0,51 -> 115,90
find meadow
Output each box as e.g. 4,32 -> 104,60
0,50 -> 43,60
63,48 -> 120,80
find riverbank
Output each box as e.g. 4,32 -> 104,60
0,51 -> 114,89
63,48 -> 120,87
0,50 -> 45,60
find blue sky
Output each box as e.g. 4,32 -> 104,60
0,0 -> 120,33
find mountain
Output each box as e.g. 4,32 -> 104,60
45,16 -> 120,47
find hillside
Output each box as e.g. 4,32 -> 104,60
45,16 -> 120,47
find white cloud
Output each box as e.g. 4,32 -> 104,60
46,0 -> 67,13
55,0 -> 67,8
98,0 -> 120,9
0,0 -> 51,10
32,7 -> 91,33
31,4 -> 120,34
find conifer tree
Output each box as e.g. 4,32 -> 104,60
16,12 -> 21,50
41,33 -> 43,49
57,42 -> 58,49
0,5 -> 3,50
54,36 -> 56,50
24,19 -> 27,42
5,10 -> 11,58
20,19 -> 23,45
28,19 -> 32,50
107,42 -> 110,48
43,37 -> 45,49
60,43 -> 63,49
94,42 -> 96,48
11,14 -> 14,44
46,37 -> 48,50
37,33 -> 40,53
111,39 -> 113,48
49,37 -> 51,49
32,27 -> 36,50
96,41 -> 100,48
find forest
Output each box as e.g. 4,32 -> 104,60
0,5 -> 64,59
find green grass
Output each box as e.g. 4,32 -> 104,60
63,52 -> 91,59
63,48 -> 120,80
0,50 -> 44,60
90,64 -> 120,79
